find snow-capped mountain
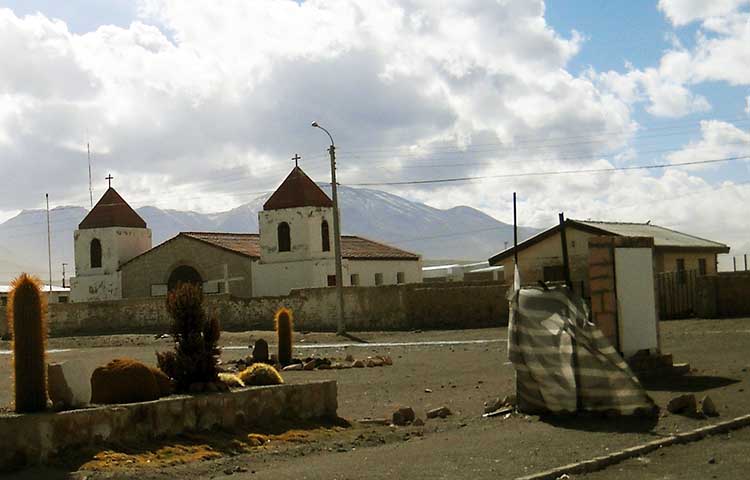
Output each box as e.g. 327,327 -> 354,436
0,186 -> 538,284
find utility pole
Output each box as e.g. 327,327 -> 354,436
46,194 -> 52,292
312,122 -> 346,335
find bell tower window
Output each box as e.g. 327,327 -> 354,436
278,222 -> 291,252
90,238 -> 102,268
321,220 -> 330,252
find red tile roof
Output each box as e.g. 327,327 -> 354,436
79,188 -> 147,230
182,232 -> 261,258
178,232 -> 419,261
263,167 -> 333,211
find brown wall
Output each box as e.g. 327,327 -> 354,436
696,272 -> 750,318
1,281 -> 509,337
120,236 -> 255,299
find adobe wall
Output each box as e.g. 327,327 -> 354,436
0,282 -> 509,337
695,272 -> 750,318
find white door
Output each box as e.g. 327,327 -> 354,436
614,248 -> 659,357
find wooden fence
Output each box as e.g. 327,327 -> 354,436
655,270 -> 698,319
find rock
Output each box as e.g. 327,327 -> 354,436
252,339 -> 269,363
667,394 -> 698,415
425,388 -> 433,393
48,360 -> 92,409
283,363 -> 303,371
701,395 -> 719,417
91,358 -> 161,404
381,356 -> 393,366
708,457 -> 717,464
413,417 -> 425,426
352,360 -> 366,368
318,363 -> 332,370
303,360 -> 317,371
365,358 -> 376,367
426,406 -> 452,419
345,354 -> 355,362
392,407 -> 416,426
371,358 -> 384,367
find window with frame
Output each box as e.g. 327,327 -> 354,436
90,238 -> 102,268
396,272 -> 405,284
698,258 -> 707,275
374,273 -> 384,286
321,220 -> 330,252
350,274 -> 360,286
542,265 -> 565,283
327,275 -> 337,286
277,222 -> 291,252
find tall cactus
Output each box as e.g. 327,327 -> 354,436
8,274 -> 48,413
274,307 -> 293,366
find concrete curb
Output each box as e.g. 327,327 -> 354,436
516,413 -> 750,480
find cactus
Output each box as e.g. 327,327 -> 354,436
238,363 -> 284,386
158,283 -> 221,392
274,307 -> 294,366
218,372 -> 245,388
8,274 -> 48,413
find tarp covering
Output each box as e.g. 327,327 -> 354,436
508,285 -> 657,415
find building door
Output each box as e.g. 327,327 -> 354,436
168,265 -> 203,291
614,248 -> 659,356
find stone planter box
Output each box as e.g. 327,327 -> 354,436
0,380 -> 337,470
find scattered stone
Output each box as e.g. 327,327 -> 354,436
318,363 -> 332,370
426,406 -> 452,419
392,407 -> 416,426
282,363 -> 303,371
352,360 -> 366,368
303,360 -> 317,371
484,398 -> 503,414
48,360 -> 92,409
424,388 -> 433,393
345,354 -> 355,362
381,356 -> 393,366
365,358 -> 376,367
708,457 -> 717,464
252,339 -> 269,363
701,395 -> 719,417
371,358 -> 384,367
358,418 -> 389,425
413,418 -> 425,426
667,394 -> 698,415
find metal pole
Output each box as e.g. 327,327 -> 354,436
558,212 -> 572,289
62,263 -> 67,289
745,254 -> 747,271
734,256 -> 737,272
46,194 -> 52,292
513,193 -> 518,265
312,122 -> 346,335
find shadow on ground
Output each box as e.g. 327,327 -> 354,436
540,413 -> 660,434
641,375 -> 740,392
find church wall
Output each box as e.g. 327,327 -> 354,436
120,236 -> 255,299
16,281 -> 509,337
70,272 -> 122,303
251,258 -> 336,297
258,206 -> 335,263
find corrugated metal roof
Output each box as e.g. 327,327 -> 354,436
574,220 -> 729,249
79,188 -> 147,230
263,167 -> 333,211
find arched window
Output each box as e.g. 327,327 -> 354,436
278,222 -> 291,252
321,220 -> 330,252
90,238 -> 102,268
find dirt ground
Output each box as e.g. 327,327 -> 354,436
2,318 -> 750,479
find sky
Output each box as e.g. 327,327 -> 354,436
0,0 -> 749,253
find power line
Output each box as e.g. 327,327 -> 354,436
346,155 -> 750,187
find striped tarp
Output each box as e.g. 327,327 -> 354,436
508,285 -> 657,416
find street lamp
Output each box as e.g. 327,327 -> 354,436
311,121 -> 346,335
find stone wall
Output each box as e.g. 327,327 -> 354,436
695,272 -> 750,318
0,381 -> 337,470
1,281 -> 509,337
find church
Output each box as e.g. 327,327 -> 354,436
70,166 -> 422,302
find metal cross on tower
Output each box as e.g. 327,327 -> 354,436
106,174 -> 114,188
292,154 -> 301,167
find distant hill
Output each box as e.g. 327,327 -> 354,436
0,185 -> 538,283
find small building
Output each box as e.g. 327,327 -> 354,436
0,285 -> 71,307
69,187 -> 152,302
422,261 -> 503,283
114,166 -> 422,299
488,219 -> 730,294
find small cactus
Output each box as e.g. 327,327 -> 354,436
238,363 -> 284,386
8,274 -> 48,413
218,372 -> 245,388
274,307 -> 293,366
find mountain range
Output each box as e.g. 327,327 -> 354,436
0,185 -> 538,284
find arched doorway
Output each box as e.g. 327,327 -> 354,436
168,265 -> 203,292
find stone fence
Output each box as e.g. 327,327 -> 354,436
0,381 -> 337,470
695,272 -> 750,318
1,281 -> 509,337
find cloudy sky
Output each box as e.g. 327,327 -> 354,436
1,0 -> 749,252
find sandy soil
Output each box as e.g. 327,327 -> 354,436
2,318 -> 750,479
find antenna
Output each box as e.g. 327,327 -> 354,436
87,141 -> 93,208
46,193 -> 52,293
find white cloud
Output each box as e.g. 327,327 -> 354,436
746,95 -> 750,115
666,120 -> 750,166
658,0 -> 750,26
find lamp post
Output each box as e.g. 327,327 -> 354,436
312,121 -> 346,335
